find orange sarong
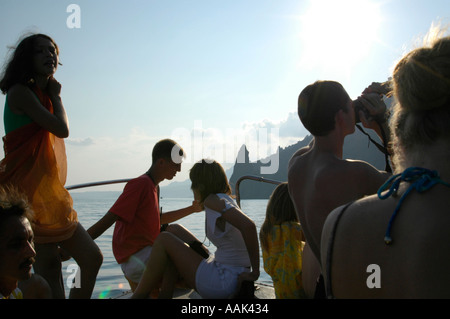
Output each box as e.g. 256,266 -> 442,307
0,87 -> 78,244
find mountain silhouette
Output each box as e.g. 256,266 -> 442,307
161,127 -> 388,199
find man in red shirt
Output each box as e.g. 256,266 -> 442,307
88,139 -> 203,292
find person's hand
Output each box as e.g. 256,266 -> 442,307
47,76 -> 62,98
191,200 -> 203,213
356,93 -> 387,129
232,270 -> 260,297
58,246 -> 72,262
362,81 -> 391,96
238,270 -> 259,283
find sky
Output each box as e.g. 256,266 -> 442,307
0,0 -> 449,191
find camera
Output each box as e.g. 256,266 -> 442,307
354,80 -> 392,123
354,94 -> 390,124
353,99 -> 370,123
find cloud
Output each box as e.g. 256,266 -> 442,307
169,113 -> 309,165
64,114 -> 310,189
65,129 -> 163,189
241,111 -> 309,150
66,137 -> 95,146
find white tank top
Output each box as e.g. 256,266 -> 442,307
204,193 -> 251,267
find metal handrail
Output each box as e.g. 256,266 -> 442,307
235,175 -> 282,207
66,179 -> 131,191
66,175 -> 283,207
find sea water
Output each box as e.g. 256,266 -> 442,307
61,191 -> 273,299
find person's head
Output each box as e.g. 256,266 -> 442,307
298,81 -> 353,136
259,183 -> 298,250
150,139 -> 185,181
0,185 -> 36,291
0,33 -> 60,94
390,32 -> 450,171
265,183 -> 298,224
189,159 -> 231,206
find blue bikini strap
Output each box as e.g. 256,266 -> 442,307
377,167 -> 450,245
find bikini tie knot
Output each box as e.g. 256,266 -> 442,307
378,167 -> 450,245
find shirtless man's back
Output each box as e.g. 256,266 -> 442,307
288,81 -> 390,298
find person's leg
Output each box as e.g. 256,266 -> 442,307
157,260 -> 179,299
120,246 -> 158,296
166,224 -> 199,242
60,223 -> 103,299
33,243 -> 64,299
132,232 -> 204,298
166,224 -> 209,258
125,276 -> 139,292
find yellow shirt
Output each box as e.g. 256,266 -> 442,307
262,222 -> 306,298
1,288 -> 23,299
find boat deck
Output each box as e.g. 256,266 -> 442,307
113,282 -> 275,299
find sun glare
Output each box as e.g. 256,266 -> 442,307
298,0 -> 382,74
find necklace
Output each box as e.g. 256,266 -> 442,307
378,167 -> 450,245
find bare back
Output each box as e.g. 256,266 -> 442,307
288,146 -> 389,261
323,184 -> 450,298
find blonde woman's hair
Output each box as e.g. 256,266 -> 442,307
259,183 -> 298,251
391,24 -> 450,171
189,159 -> 232,205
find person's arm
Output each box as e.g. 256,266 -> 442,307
160,200 -> 202,225
47,77 -> 70,137
204,195 -> 260,282
349,160 -> 391,196
223,209 -> 260,282
357,93 -> 391,147
362,81 -> 392,96
87,212 -> 118,240
8,78 -> 69,138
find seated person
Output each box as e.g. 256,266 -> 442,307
131,159 -> 260,299
260,182 -> 306,298
0,186 -> 37,298
87,139 -> 204,294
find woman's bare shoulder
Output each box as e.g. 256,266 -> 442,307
204,194 -> 222,210
7,84 -> 38,112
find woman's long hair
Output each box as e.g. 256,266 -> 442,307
189,159 -> 232,206
259,182 -> 298,251
0,33 -> 60,94
390,31 -> 450,171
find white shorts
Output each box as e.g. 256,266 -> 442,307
195,257 -> 250,299
120,246 -> 152,283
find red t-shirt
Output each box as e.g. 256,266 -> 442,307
110,174 -> 160,264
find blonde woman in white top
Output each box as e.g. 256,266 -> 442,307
132,159 -> 260,299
